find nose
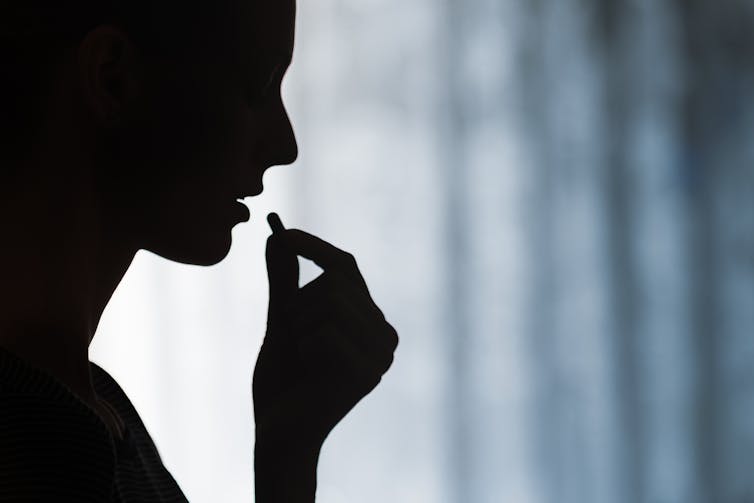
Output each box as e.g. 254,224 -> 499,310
268,106 -> 298,167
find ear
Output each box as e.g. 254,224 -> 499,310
77,26 -> 142,127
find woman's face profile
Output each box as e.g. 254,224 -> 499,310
105,0 -> 297,266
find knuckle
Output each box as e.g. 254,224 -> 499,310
341,251 -> 358,268
385,323 -> 399,350
381,352 -> 395,373
364,370 -> 383,389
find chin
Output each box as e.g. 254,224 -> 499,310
145,227 -> 234,266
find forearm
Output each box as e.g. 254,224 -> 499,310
254,435 -> 322,502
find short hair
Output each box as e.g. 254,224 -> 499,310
0,1 -> 237,160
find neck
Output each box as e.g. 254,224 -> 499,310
0,159 -> 137,405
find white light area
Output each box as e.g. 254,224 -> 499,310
91,167 -> 297,502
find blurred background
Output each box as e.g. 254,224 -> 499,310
91,0 -> 754,502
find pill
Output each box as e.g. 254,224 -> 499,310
267,212 -> 285,234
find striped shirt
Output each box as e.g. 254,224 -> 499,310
0,347 -> 188,502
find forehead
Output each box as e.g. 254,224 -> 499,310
236,0 -> 296,63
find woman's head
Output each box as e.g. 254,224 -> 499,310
1,0 -> 298,265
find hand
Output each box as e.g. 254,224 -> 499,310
253,227 -> 399,452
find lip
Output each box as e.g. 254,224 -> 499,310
232,199 -> 251,223
233,184 -> 264,200
227,182 -> 262,223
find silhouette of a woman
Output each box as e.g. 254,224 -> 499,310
0,1 -> 398,501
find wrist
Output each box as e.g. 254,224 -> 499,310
254,433 -> 323,502
255,416 -> 329,457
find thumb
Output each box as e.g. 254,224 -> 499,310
265,230 -> 299,322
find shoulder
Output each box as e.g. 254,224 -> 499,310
0,349 -> 117,501
89,363 -> 167,462
89,362 -> 150,437
0,393 -> 117,501
89,362 -> 132,408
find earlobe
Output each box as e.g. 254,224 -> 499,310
77,26 -> 141,126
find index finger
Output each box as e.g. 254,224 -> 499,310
280,229 -> 367,288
